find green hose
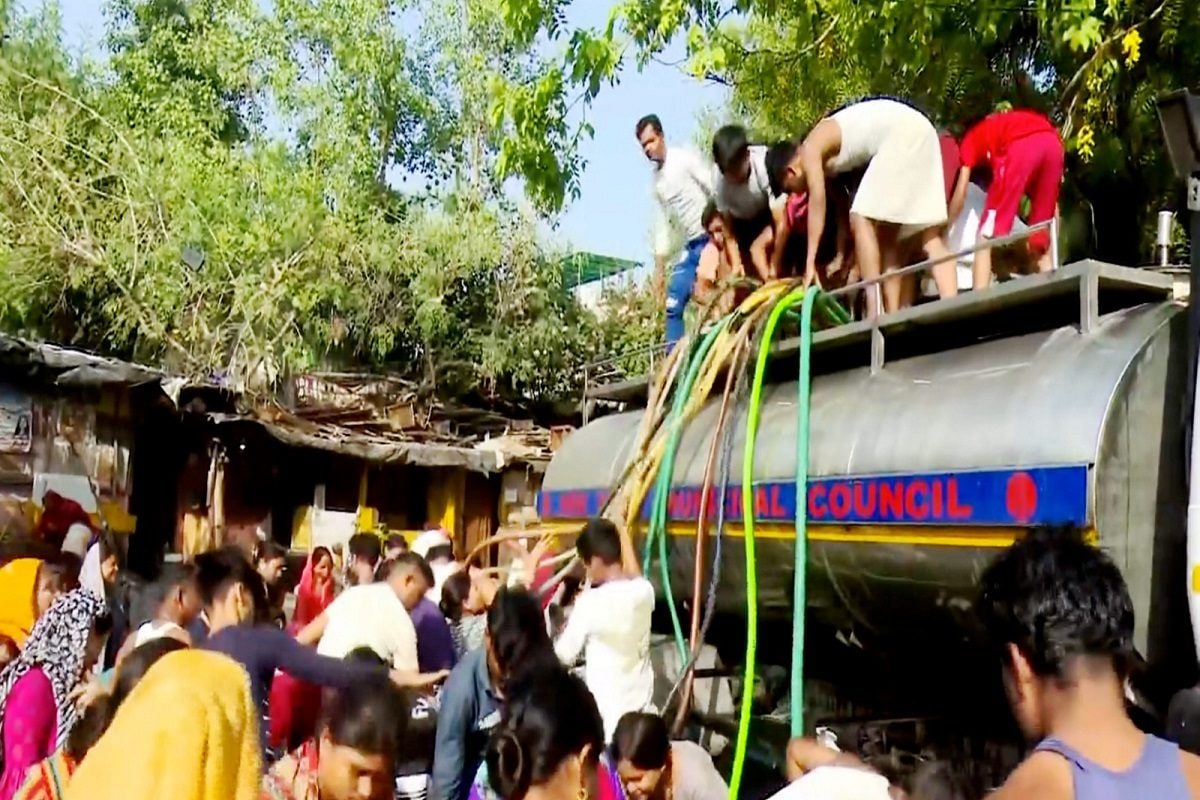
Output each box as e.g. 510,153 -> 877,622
644,322 -> 727,662
791,289 -> 818,738
729,287 -> 805,799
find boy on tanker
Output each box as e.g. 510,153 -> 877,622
766,97 -> 957,316
711,124 -> 780,281
976,527 -> 1200,799
692,202 -> 742,320
947,108 -> 1063,290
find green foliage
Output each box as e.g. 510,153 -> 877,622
0,0 -> 656,407
493,0 -> 1200,265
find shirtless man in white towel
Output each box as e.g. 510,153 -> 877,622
767,97 -> 956,316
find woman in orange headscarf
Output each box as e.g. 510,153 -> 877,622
0,561 -> 66,649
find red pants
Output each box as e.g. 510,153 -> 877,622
981,130 -> 1064,255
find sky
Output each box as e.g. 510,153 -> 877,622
55,0 -> 726,267
549,5 -> 729,265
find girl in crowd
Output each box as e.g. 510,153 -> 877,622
433,587 -> 561,800
64,649 -> 262,800
475,665 -> 622,800
263,679 -> 406,800
293,547 -> 336,626
441,571 -> 490,660
0,559 -> 70,649
0,591 -> 109,800
610,713 -> 728,800
13,637 -> 187,800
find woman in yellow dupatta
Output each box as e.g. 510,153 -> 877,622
0,560 -> 62,648
64,649 -> 261,800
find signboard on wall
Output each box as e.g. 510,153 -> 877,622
0,389 -> 32,454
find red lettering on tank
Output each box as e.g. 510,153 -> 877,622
559,492 -> 588,517
667,490 -> 685,518
727,487 -> 741,520
879,481 -> 904,520
932,480 -> 944,519
948,478 -> 974,519
770,484 -> 787,518
828,482 -> 852,518
906,480 -> 930,520
755,487 -> 769,518
852,482 -> 876,518
808,483 -> 828,519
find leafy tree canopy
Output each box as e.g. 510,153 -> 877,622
0,0 -> 660,408
492,0 -> 1200,264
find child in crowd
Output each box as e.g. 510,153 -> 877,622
976,527 -> 1200,799
693,203 -> 742,318
263,680 -> 406,800
116,563 -> 202,662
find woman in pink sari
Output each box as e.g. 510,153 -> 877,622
0,591 -> 108,800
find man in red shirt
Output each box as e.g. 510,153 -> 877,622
948,109 -> 1064,290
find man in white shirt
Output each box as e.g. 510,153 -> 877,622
712,124 -> 781,281
637,114 -> 716,349
299,551 -> 432,672
555,517 -> 656,741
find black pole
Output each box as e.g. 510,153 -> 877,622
1192,173 -> 1200,358
1189,174 -> 1200,488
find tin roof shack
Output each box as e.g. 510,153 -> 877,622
194,372 -> 555,562
0,336 -> 180,569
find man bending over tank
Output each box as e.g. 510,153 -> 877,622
976,527 -> 1200,799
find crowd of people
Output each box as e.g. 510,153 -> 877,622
642,97 -> 1066,345
0,515 -> 704,800
0,508 -> 1195,800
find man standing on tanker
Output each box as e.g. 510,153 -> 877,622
636,114 -> 721,349
947,108 -> 1064,290
767,97 -> 958,316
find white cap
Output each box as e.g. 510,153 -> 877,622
412,529 -> 452,559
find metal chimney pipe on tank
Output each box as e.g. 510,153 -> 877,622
1159,210 -> 1176,266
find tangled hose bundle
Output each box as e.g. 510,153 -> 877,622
600,279 -> 846,798
463,277 -> 847,799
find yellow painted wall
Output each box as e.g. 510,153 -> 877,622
427,467 -> 465,539
289,465 -> 468,551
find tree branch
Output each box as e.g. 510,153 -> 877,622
1055,0 -> 1167,123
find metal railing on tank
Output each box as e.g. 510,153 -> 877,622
580,217 -> 1060,405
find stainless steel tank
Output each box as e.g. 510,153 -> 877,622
541,261 -> 1192,679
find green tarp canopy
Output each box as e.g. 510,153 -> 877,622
560,252 -> 641,289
